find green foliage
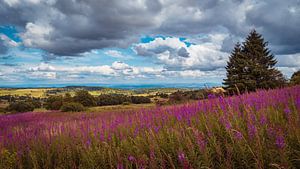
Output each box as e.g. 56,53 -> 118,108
25,98 -> 42,109
60,102 -> 85,112
96,94 -> 151,106
45,95 -> 63,110
156,92 -> 169,98
0,149 -> 17,169
6,101 -> 35,113
73,90 -> 96,107
97,94 -> 131,106
130,96 -> 151,104
290,70 -> 300,85
168,89 -> 212,103
223,30 -> 286,94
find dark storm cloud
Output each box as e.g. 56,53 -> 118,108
0,0 -> 299,56
246,0 -> 300,54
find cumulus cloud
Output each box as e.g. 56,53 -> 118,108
12,61 -> 223,82
134,35 -> 228,71
0,0 -> 299,56
104,50 -> 131,59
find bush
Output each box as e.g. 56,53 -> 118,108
73,90 -> 96,107
130,96 -> 151,104
60,102 -> 85,112
6,101 -> 35,113
96,94 -> 131,106
26,98 -> 42,109
45,95 -> 64,110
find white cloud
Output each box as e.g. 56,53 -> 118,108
0,34 -> 19,47
21,22 -> 53,48
28,72 -> 57,79
277,53 -> 300,68
105,50 -> 125,58
111,61 -> 130,70
134,35 -> 229,71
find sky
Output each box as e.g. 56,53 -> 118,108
0,0 -> 300,87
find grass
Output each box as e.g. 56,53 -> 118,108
0,87 -> 181,98
0,86 -> 300,168
0,89 -> 52,97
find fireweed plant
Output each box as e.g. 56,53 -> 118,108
0,86 -> 300,168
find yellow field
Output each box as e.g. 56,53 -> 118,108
0,88 -> 52,97
0,88 -> 183,98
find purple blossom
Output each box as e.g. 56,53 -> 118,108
247,123 -> 257,138
284,107 -> 291,118
178,152 -> 185,163
117,163 -> 124,169
234,131 -> 243,140
128,155 -> 136,162
275,136 -> 285,149
260,115 -> 267,125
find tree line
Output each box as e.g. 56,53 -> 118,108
4,90 -> 151,113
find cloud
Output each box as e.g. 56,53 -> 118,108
0,39 -> 7,54
28,72 -> 57,80
0,33 -> 19,54
134,35 -> 228,71
104,50 -> 131,59
246,0 -> 300,54
276,53 -> 300,68
0,0 -> 299,56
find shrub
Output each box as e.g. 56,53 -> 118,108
130,96 -> 151,104
45,95 -> 63,110
60,102 -> 85,112
96,94 -> 131,106
6,101 -> 35,113
26,98 -> 42,109
73,90 -> 96,107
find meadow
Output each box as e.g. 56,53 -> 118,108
0,85 -> 300,168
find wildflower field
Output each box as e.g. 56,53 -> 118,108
1,86 -> 300,169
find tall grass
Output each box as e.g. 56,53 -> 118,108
1,86 -> 300,168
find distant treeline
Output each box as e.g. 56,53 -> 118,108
1,90 -> 151,113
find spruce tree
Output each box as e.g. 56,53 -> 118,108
223,30 -> 285,94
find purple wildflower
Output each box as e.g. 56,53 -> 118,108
178,152 -> 185,163
234,131 -> 243,140
86,139 -> 91,147
150,150 -> 155,160
128,155 -> 136,162
260,115 -> 267,125
275,135 -> 285,149
225,121 -> 232,130
247,123 -> 257,138
284,107 -> 291,118
117,163 -> 124,169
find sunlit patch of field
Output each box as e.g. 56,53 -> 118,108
0,87 -> 185,98
0,88 -> 53,97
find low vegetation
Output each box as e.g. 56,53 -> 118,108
0,86 -> 299,168
6,101 -> 34,113
60,102 -> 85,112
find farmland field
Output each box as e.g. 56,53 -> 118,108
0,86 -> 300,168
0,87 -> 185,98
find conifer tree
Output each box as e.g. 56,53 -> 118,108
223,30 -> 285,94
